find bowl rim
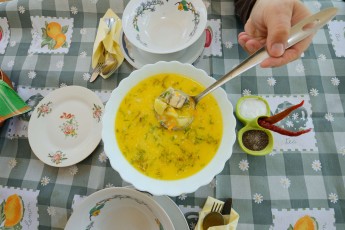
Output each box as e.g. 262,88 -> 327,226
102,61 -> 236,196
65,187 -> 175,229
122,0 -> 208,54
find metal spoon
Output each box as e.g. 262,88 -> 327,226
154,7 -> 338,131
104,17 -> 115,34
202,203 -> 224,230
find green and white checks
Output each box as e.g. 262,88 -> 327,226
0,0 -> 345,229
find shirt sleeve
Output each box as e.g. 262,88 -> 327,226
234,0 -> 257,24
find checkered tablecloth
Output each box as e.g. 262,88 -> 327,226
0,0 -> 344,229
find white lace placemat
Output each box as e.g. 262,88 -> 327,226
29,16 -> 74,54
272,208 -> 335,229
202,19 -> 222,57
328,20 -> 345,57
0,186 -> 40,230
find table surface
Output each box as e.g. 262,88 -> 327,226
0,0 -> 345,229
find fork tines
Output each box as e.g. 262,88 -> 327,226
94,62 -> 104,71
211,202 -> 224,213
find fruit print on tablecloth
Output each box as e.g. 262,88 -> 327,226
0,17 -> 10,54
272,208 -> 336,230
29,16 -> 74,54
0,186 -> 39,230
0,194 -> 24,229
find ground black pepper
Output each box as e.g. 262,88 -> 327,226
242,129 -> 269,151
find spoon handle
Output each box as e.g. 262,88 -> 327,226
194,7 -> 338,104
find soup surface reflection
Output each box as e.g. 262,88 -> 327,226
115,73 -> 223,180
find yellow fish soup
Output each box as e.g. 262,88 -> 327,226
115,73 -> 223,180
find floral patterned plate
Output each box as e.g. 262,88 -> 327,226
65,187 -> 175,230
28,86 -> 104,167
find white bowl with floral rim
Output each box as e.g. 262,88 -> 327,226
65,187 -> 175,230
102,61 -> 236,196
122,0 -> 207,54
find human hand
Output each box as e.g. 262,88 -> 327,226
238,0 -> 312,68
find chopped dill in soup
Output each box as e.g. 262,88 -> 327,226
115,73 -> 223,180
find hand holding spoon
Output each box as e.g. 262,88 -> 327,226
154,7 -> 337,131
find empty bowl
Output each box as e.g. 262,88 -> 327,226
122,0 -> 207,54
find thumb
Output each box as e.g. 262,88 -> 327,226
266,9 -> 292,57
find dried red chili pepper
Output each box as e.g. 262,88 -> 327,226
258,100 -> 311,136
258,119 -> 311,136
263,100 -> 305,124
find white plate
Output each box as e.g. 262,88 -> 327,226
65,187 -> 175,230
28,86 -> 104,167
120,29 -> 206,69
152,196 -> 189,230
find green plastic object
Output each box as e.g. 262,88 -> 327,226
235,95 -> 274,156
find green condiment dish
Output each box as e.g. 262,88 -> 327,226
235,95 -> 274,156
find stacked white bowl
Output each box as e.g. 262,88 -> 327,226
121,0 -> 207,66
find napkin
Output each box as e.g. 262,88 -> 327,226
92,8 -> 124,79
0,76 -> 31,126
195,196 -> 240,230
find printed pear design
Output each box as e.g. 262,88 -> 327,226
0,194 -> 25,230
288,215 -> 319,230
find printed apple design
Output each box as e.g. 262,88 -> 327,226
0,26 -> 3,42
205,27 -> 212,48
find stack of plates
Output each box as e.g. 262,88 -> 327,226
65,187 -> 189,229
120,29 -> 206,69
121,0 -> 207,69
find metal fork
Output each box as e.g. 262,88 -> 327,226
210,202 -> 223,213
89,18 -> 116,82
101,58 -> 118,77
90,61 -> 104,82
